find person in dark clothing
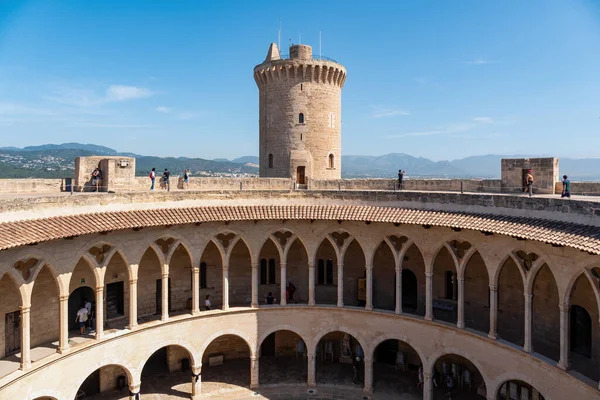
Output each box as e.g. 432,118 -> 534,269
561,175 -> 571,198
163,169 -> 171,192
398,169 -> 404,190
265,292 -> 276,304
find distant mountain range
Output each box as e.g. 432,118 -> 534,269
1,143 -> 599,180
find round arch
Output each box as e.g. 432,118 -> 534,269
426,348 -> 492,395
67,362 -> 136,400
199,329 -> 255,360
136,340 -> 198,378
312,327 -> 367,356
492,372 -> 549,400
257,325 -> 309,351
368,334 -> 426,364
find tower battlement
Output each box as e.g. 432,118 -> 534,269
254,43 -> 346,183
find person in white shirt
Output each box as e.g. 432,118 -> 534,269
205,295 -> 211,311
75,305 -> 88,335
84,299 -> 92,330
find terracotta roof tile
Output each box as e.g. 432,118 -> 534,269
1,205 -> 600,254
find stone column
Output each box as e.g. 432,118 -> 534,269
337,261 -> 344,307
363,357 -> 373,392
457,277 -> 465,329
20,306 -> 31,370
524,293 -> 533,353
128,383 -> 141,400
191,364 -> 202,399
161,270 -> 169,322
280,262 -> 287,306
307,352 -> 316,387
250,356 -> 259,389
488,285 -> 498,339
222,262 -> 230,310
423,371 -> 432,400
425,272 -> 433,321
192,266 -> 200,315
558,304 -> 571,370
58,295 -> 69,353
365,264 -> 373,311
251,262 -> 259,308
95,286 -> 104,340
128,279 -> 138,329
308,262 -> 316,306
395,267 -> 402,314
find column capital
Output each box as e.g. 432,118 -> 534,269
308,261 -> 315,268
307,352 -> 315,360
489,284 -> 498,292
395,265 -> 403,272
223,263 -> 229,270
162,272 -> 169,279
192,364 -> 202,375
95,286 -> 104,293
192,266 -> 200,273
365,263 -> 373,271
524,293 -> 533,301
559,304 -> 570,313
458,277 -> 465,283
425,272 -> 434,278
250,355 -> 259,362
19,305 -> 31,313
129,278 -> 138,284
280,262 -> 287,268
337,261 -> 344,268
59,295 -> 69,302
251,262 -> 259,269
363,357 -> 373,364
423,371 -> 431,379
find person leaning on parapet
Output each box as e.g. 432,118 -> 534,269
91,167 -> 102,192
561,175 -> 571,198
149,167 -> 156,190
398,169 -> 405,190
525,169 -> 534,197
163,168 -> 171,192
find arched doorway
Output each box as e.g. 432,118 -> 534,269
343,240 -> 366,307
77,364 -> 130,399
228,240 -> 252,307
200,241 -> 223,310
497,257 -> 524,346
258,238 -> 280,304
432,354 -> 486,399
286,238 -> 309,304
68,287 -> 94,333
568,273 -> 599,381
315,331 -> 364,388
497,380 -> 545,400
402,269 -> 418,311
373,241 -> 395,311
0,273 -> 21,367
464,251 -> 489,333
168,244 -> 193,315
372,339 -> 422,397
532,264 -> 559,361
69,258 -> 97,335
30,265 -> 59,351
432,247 -> 458,323
202,335 -> 251,395
315,239 -> 337,305
259,330 -> 307,385
402,243 -> 425,315
137,247 -> 163,322
141,345 -> 193,396
104,251 -> 130,331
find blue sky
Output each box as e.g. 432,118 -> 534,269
0,0 -> 599,160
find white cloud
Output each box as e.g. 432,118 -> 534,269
465,57 -> 496,65
473,117 -> 493,123
370,106 -> 411,119
156,106 -> 171,113
106,85 -> 153,101
46,84 -> 153,107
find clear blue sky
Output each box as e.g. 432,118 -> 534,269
1,0 -> 599,160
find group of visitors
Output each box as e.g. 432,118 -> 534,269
524,169 -> 572,198
75,299 -> 96,335
149,168 -> 191,191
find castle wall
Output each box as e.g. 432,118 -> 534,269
501,157 -> 559,194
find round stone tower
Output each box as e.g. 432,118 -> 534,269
254,43 -> 347,184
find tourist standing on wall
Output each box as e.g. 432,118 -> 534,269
163,168 -> 170,192
525,169 -> 534,197
183,168 -> 191,190
398,169 -> 405,190
149,168 -> 156,190
205,295 -> 211,311
562,175 -> 571,198
91,167 -> 101,192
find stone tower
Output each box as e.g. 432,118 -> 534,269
254,43 -> 347,183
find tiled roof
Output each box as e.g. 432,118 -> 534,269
1,205 -> 599,253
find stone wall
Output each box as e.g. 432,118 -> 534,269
167,345 -> 190,372
30,267 -> 59,348
99,365 -> 127,392
555,181 -> 600,195
74,156 -> 136,192
0,179 -> 65,194
202,334 -> 251,363
501,158 -> 559,194
133,176 -> 293,191
0,275 -> 21,359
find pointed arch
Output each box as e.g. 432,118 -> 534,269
372,240 -> 396,311
169,243 -> 193,313
463,251 -> 490,333
30,264 -> 60,349
497,255 -> 525,346
432,245 -> 458,323
228,238 -> 253,307
69,257 -> 97,293
531,264 -> 560,361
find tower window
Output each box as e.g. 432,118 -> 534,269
328,112 -> 335,128
299,113 -> 305,124
300,134 -> 303,141
300,84 -> 303,91
268,153 -> 273,168
328,154 -> 335,169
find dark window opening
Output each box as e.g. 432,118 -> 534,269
299,113 -> 304,124
318,259 -> 334,285
268,153 -> 273,168
326,259 -> 334,285
260,258 -> 276,284
300,84 -> 303,91
300,134 -> 303,141
328,154 -> 334,169
200,262 -> 207,289
571,305 -> 592,357
317,259 -> 325,285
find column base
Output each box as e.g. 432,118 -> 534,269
309,301 -> 315,306
337,303 -> 344,308
161,316 -> 169,322
365,306 -> 373,311
363,387 -> 373,394
487,332 -> 497,340
523,345 -> 532,353
251,303 -> 259,308
557,361 -> 571,371
280,301 -> 287,306
424,315 -> 433,321
457,322 -> 464,329
395,309 -> 402,315
250,383 -> 260,389
20,361 -> 31,371
57,346 -> 69,354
